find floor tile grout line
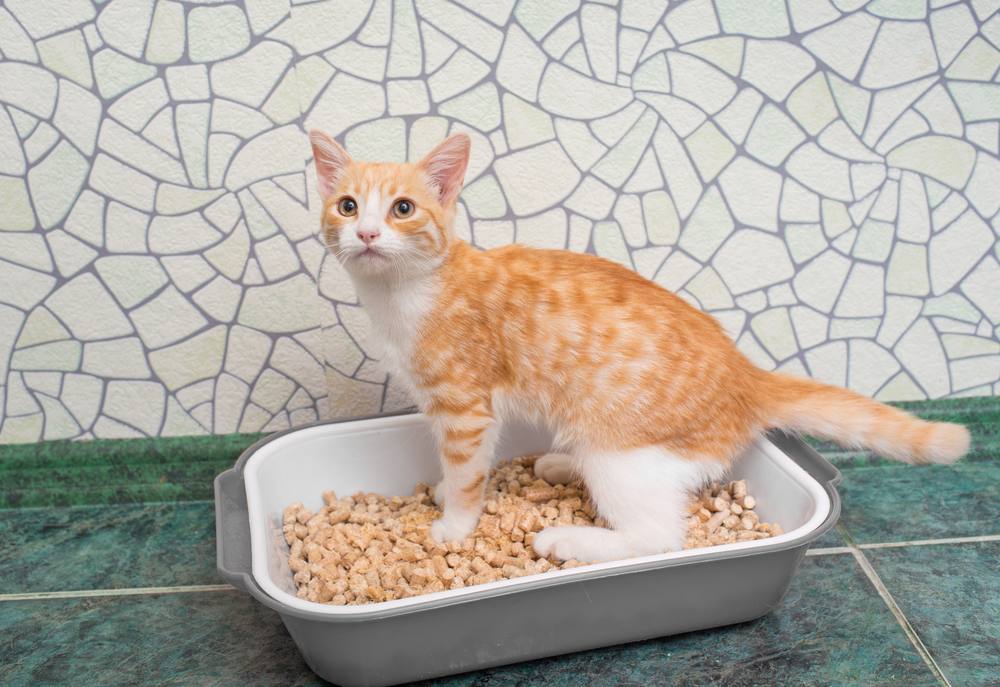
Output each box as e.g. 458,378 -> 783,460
0,584 -> 235,602
2,535 -> 995,600
805,546 -> 853,556
849,547 -> 952,687
0,499 -> 217,513
807,533 -> 1000,557
858,534 -> 1000,549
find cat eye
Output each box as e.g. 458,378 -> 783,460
392,199 -> 415,218
337,197 -> 357,216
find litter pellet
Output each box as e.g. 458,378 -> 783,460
285,456 -> 782,605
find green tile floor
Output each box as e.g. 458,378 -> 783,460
1,397 -> 998,686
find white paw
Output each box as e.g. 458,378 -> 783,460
533,453 -> 575,485
532,526 -> 592,561
430,512 -> 477,543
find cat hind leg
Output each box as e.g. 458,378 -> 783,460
533,452 -> 575,484
533,446 -> 725,563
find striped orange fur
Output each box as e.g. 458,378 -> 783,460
309,130 -> 970,562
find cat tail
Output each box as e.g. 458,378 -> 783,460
762,372 -> 969,465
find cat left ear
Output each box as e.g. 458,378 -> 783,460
309,129 -> 351,200
418,133 -> 470,207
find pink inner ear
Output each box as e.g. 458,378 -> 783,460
309,130 -> 351,200
420,134 -> 470,207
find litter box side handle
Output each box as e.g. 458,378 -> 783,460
766,430 -> 843,488
212,411 -> 422,596
214,466 -> 254,593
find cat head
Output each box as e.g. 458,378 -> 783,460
309,130 -> 470,279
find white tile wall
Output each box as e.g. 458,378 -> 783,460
1,0 -> 999,442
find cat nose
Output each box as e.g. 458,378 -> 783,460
356,229 -> 380,245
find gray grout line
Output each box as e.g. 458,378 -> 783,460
805,545 -> 853,556
858,533 -> 1000,550
849,548 -> 953,687
0,534 -> 995,602
0,584 -> 235,603
807,533 -> 1000,557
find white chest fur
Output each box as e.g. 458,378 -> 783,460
351,273 -> 439,400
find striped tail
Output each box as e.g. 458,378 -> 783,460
762,372 -> 969,464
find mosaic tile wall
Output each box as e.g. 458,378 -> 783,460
1,0 -> 999,443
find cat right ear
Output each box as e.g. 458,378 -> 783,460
309,130 -> 351,200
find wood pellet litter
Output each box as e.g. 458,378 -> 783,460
283,454 -> 783,605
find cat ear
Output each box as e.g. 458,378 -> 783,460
418,133 -> 470,207
309,129 -> 351,200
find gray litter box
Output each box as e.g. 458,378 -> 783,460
215,412 -> 841,687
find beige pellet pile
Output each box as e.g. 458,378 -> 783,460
283,454 -> 782,605
684,479 -> 783,547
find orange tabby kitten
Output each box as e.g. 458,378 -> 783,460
309,130 -> 969,562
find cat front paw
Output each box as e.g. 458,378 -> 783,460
430,511 -> 477,543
